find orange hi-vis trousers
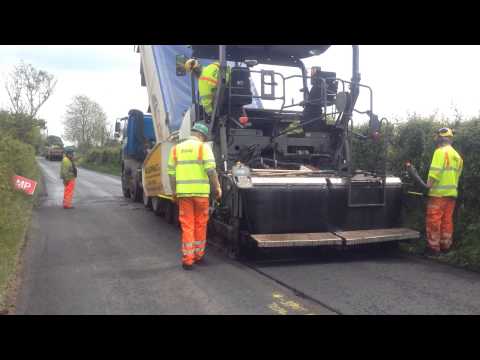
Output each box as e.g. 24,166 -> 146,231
178,197 -> 209,266
63,179 -> 76,208
426,197 -> 456,252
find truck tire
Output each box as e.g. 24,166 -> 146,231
130,176 -> 143,202
152,197 -> 164,216
164,200 -> 175,224
121,167 -> 130,198
143,191 -> 152,209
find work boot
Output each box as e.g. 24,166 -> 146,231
182,263 -> 193,271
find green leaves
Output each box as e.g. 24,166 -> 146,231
352,114 -> 480,269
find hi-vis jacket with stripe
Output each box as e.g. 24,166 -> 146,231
167,136 -> 216,197
60,156 -> 77,182
198,62 -> 230,115
428,144 -> 463,198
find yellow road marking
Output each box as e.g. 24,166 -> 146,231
268,292 -> 316,315
268,302 -> 289,315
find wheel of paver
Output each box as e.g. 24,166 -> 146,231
226,241 -> 241,260
121,169 -> 130,198
130,176 -> 143,202
143,191 -> 152,209
225,218 -> 246,260
151,197 -> 164,216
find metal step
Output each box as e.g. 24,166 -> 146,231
250,228 -> 420,248
335,228 -> 420,246
251,232 -> 343,248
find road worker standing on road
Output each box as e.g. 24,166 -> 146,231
168,122 -> 222,270
425,127 -> 463,255
60,147 -> 77,209
184,58 -> 230,119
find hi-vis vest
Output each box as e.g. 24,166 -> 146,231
428,144 -> 463,198
198,62 -> 230,115
167,137 -> 216,197
60,156 -> 76,182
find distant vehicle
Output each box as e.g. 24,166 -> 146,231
44,135 -> 64,161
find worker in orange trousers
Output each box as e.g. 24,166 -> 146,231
168,122 -> 222,270
425,128 -> 463,255
60,147 -> 78,209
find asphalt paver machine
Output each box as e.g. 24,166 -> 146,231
139,45 -> 419,258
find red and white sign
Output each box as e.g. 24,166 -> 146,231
12,175 -> 37,196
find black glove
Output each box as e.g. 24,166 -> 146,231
422,186 -> 430,196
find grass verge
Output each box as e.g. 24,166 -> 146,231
0,139 -> 40,313
399,202 -> 480,273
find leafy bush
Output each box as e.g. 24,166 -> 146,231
84,146 -> 121,165
0,134 -> 39,308
0,111 -> 45,155
352,114 -> 480,268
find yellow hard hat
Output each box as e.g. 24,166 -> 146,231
437,127 -> 454,137
184,58 -> 200,73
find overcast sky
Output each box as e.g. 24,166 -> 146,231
1,45 -> 479,143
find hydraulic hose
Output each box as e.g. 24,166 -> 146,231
405,162 -> 428,189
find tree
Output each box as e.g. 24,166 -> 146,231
63,95 -> 108,151
5,61 -> 57,118
0,110 -> 46,153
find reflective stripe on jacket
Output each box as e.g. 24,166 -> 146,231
198,62 -> 230,115
60,156 -> 77,182
428,144 -> 463,198
167,137 -> 216,197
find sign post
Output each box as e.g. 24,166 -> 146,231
12,175 -> 37,196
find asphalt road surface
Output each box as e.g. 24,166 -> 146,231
15,158 -> 480,314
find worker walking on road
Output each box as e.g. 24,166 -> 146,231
425,127 -> 463,255
60,147 -> 78,209
184,58 -> 230,118
168,122 -> 222,270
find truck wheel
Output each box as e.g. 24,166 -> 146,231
121,169 -> 130,198
152,197 -> 164,216
130,176 -> 143,202
164,200 -> 175,224
143,191 -> 152,209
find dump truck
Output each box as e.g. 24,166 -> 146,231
133,45 -> 419,258
116,112 -> 156,202
44,135 -> 64,161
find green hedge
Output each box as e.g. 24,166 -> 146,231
77,145 -> 122,176
84,146 -> 121,165
352,115 -> 480,268
0,135 -> 39,309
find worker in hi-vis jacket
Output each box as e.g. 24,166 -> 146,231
60,147 -> 77,209
184,58 -> 230,118
425,127 -> 463,255
168,122 -> 222,270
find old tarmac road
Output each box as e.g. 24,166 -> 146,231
15,158 -> 480,314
